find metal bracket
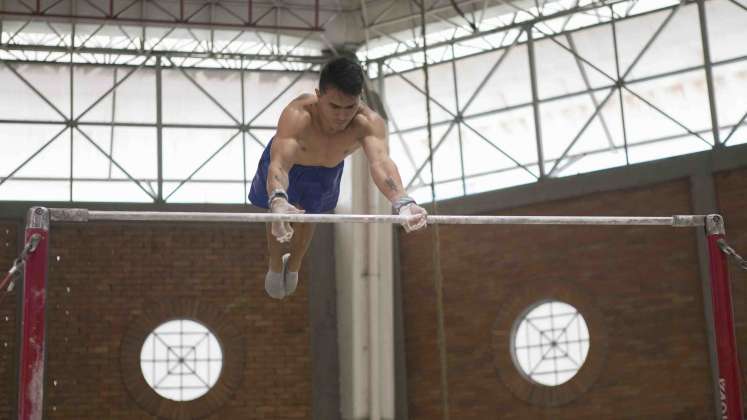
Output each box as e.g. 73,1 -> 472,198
705,214 -> 725,236
26,207 -> 50,230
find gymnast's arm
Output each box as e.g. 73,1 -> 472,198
359,113 -> 408,203
360,113 -> 427,232
266,105 -> 306,195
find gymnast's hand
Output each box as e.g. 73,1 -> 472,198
269,197 -> 305,243
399,202 -> 427,233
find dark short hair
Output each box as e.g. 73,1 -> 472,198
319,56 -> 364,96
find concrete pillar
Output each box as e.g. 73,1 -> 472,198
334,58 -> 395,420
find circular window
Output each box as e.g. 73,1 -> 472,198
140,319 -> 223,401
493,282 -> 606,406
511,300 -> 590,386
122,299 -> 244,419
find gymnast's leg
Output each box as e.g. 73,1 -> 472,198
264,223 -> 287,299
283,201 -> 315,295
264,205 -> 314,299
287,221 -> 315,268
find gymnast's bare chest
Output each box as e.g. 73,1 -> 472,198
294,130 -> 362,168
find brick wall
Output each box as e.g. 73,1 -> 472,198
715,167 -> 747,394
2,221 -> 311,419
400,179 -> 724,419
0,221 -> 20,420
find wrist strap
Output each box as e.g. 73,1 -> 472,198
392,195 -> 416,212
268,188 -> 288,204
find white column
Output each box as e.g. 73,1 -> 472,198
335,151 -> 370,420
335,121 -> 396,420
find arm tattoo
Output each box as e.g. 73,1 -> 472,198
385,177 -> 398,191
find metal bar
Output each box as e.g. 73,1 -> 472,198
251,6 -> 275,27
566,32 -> 615,149
14,0 -> 34,13
209,2 -> 215,53
723,109 -> 747,146
0,36 -> 325,65
165,57 -> 241,124
47,208 -> 706,226
392,30 -> 526,187
315,0 -> 319,28
728,0 -> 747,13
450,44 -> 467,194
163,130 -> 242,201
183,1 -> 209,23
4,19 -> 31,45
536,25 -> 712,154
81,0 -> 108,17
369,0 -> 490,30
381,98 -> 427,186
108,67 -> 118,178
611,7 -> 629,165
247,67 -> 310,124
360,0 -> 371,48
74,126 -> 157,200
546,89 -> 617,177
0,119 -> 278,131
370,0 -> 398,26
697,0 -> 720,147
113,0 -> 140,18
156,56 -> 163,203
618,82 -> 711,147
0,126 -> 68,188
151,0 -> 186,21
404,121 -> 458,190
74,56 -> 150,121
372,0 -> 667,63
527,25 -> 545,178
705,215 -> 744,420
4,176 -> 251,184
139,0 -> 146,51
0,11 -> 323,32
69,19 -> 74,200
0,61 -> 68,120
410,123 -> 743,189
17,207 -> 50,420
545,4 -> 685,175
459,117 -> 537,177
273,2 -> 316,28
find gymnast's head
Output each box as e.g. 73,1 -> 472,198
316,56 -> 364,131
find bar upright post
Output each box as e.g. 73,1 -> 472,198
17,207 -> 50,420
706,214 -> 744,420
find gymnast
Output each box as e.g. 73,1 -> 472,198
248,56 -> 427,299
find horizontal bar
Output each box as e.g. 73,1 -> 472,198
47,208 -> 706,227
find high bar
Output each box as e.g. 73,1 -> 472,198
46,208 -> 706,227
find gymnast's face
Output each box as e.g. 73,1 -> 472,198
315,86 -> 360,132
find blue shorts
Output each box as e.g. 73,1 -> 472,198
248,139 -> 344,214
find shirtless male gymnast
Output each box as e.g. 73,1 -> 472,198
248,56 -> 428,299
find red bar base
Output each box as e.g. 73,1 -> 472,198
18,208 -> 49,420
707,214 -> 744,420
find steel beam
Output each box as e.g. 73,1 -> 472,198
156,56 -> 163,203
697,0 -> 720,147
527,26 -> 545,178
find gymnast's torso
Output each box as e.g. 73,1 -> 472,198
248,93 -> 385,213
276,93 -> 380,168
